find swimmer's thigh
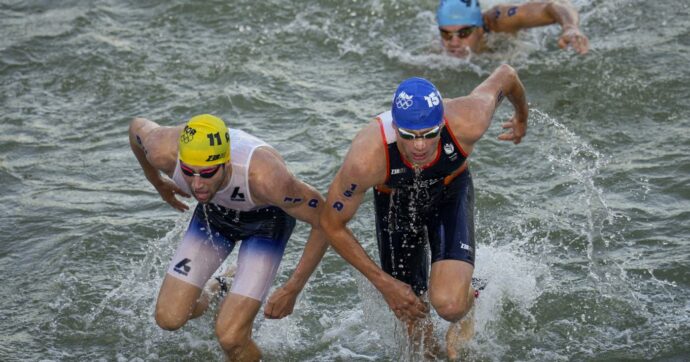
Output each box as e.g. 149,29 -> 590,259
156,209 -> 234,328
230,235 -> 290,302
429,172 -> 475,318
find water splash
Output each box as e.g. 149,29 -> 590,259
485,108 -> 687,359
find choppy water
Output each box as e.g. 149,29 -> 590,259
1,0 -> 689,360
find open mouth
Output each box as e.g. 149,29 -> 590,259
448,48 -> 469,57
194,190 -> 210,202
412,153 -> 428,162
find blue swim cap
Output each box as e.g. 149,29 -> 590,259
437,0 -> 484,27
391,77 -> 444,130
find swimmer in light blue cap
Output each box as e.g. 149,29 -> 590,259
436,0 -> 589,58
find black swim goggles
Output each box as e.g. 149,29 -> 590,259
439,26 -> 476,41
396,125 -> 442,140
180,163 -> 224,179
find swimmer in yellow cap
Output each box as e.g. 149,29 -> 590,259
178,114 -> 231,166
129,114 -> 329,360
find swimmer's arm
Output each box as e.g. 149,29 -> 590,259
128,118 -> 190,211
320,123 -> 385,288
270,174 -> 329,295
265,177 -> 330,318
447,64 -> 528,146
484,2 -> 589,53
250,150 -> 329,318
320,126 -> 427,321
128,118 -> 181,179
484,2 -> 576,32
320,156 -> 377,282
250,148 -> 326,228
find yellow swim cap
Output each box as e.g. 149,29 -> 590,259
178,114 -> 231,166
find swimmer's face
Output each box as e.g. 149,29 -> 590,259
179,161 -> 228,203
439,25 -> 482,58
394,123 -> 443,166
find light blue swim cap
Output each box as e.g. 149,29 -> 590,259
391,77 -> 444,130
436,0 -> 484,27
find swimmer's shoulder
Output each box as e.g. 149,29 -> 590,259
137,120 -> 184,173
340,119 -> 388,187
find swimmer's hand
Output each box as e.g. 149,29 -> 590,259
380,278 -> 428,322
498,114 -> 527,145
264,285 -> 299,319
155,178 -> 190,211
558,27 -> 589,55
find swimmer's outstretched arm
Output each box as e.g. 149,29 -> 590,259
483,1 -> 589,54
445,64 -> 529,150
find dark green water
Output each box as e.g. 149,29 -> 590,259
1,0 -> 688,360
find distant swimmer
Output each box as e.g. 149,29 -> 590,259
437,0 -> 589,58
320,65 -> 528,359
129,114 -> 328,361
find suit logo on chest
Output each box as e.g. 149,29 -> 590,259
231,187 -> 245,201
444,143 -> 459,161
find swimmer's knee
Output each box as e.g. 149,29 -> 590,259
154,275 -> 205,330
431,294 -> 471,322
215,325 -> 250,353
155,303 -> 190,331
435,301 -> 471,322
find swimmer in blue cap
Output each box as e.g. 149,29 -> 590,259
437,0 -> 589,57
320,64 -> 529,358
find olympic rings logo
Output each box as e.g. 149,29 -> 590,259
395,91 -> 414,110
180,126 -> 197,144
